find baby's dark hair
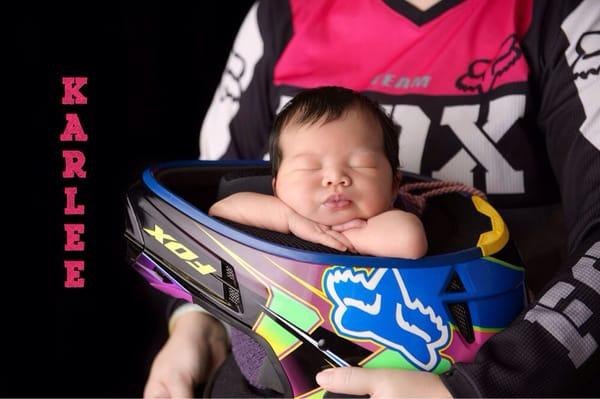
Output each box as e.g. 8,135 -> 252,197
269,86 -> 400,176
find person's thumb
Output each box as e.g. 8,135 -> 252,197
143,380 -> 170,399
168,379 -> 194,399
316,367 -> 372,396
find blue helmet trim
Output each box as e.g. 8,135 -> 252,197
142,160 -> 484,269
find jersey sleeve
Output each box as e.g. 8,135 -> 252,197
199,0 -> 293,160
441,0 -> 600,396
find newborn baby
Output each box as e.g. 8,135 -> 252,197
209,86 -> 427,259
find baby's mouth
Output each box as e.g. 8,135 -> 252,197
323,193 -> 351,209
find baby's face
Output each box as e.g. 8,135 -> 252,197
274,109 -> 397,226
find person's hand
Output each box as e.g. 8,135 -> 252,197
287,211 -> 356,252
316,367 -> 452,398
331,218 -> 367,232
144,311 -> 228,399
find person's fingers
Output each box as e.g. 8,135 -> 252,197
316,367 -> 372,396
144,369 -> 196,399
290,216 -> 354,252
325,230 -> 356,253
316,223 -> 330,232
331,219 -> 367,232
167,374 -> 195,399
193,350 -> 211,384
209,336 -> 229,371
331,223 -> 346,232
317,367 -> 452,398
143,379 -> 171,399
144,332 -> 208,398
318,232 -> 348,251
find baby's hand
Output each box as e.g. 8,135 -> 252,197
331,218 -> 367,232
287,212 -> 356,252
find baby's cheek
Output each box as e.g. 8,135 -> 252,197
365,197 -> 392,218
279,188 -> 309,213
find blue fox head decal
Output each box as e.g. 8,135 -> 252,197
323,267 -> 450,370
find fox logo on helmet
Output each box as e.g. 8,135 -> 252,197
323,267 -> 450,371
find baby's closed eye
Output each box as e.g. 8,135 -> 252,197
349,154 -> 378,168
293,159 -> 322,171
351,163 -> 377,169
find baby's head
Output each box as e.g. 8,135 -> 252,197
269,86 -> 400,226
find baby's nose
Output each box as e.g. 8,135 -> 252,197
322,170 -> 351,187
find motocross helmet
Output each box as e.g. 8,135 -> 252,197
124,160 -> 526,398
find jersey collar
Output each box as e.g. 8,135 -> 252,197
382,0 -> 465,26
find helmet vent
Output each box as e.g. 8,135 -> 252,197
448,302 -> 474,343
227,287 -> 241,306
446,272 -> 465,292
224,262 -> 236,281
222,261 -> 243,312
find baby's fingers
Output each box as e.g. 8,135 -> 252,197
331,219 -> 367,232
325,230 -> 357,253
315,231 -> 349,252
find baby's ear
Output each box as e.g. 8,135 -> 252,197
272,177 -> 278,197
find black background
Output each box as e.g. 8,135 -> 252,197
12,1 -> 254,396
11,1 -> 598,397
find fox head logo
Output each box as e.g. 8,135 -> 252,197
456,34 -> 522,94
570,31 -> 600,80
323,268 -> 449,371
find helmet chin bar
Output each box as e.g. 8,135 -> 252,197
258,303 -> 351,368
125,160 -> 526,398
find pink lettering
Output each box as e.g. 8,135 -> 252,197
64,260 -> 85,288
62,76 -> 88,288
65,223 -> 85,251
62,150 -> 87,178
61,77 -> 88,105
60,113 -> 88,142
64,187 -> 85,215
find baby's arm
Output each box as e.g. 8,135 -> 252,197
209,192 -> 291,233
209,193 -> 354,252
337,210 -> 428,259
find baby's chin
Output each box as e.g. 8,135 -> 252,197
311,205 -> 392,226
310,210 -> 368,227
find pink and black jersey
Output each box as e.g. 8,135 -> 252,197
198,0 -> 599,396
